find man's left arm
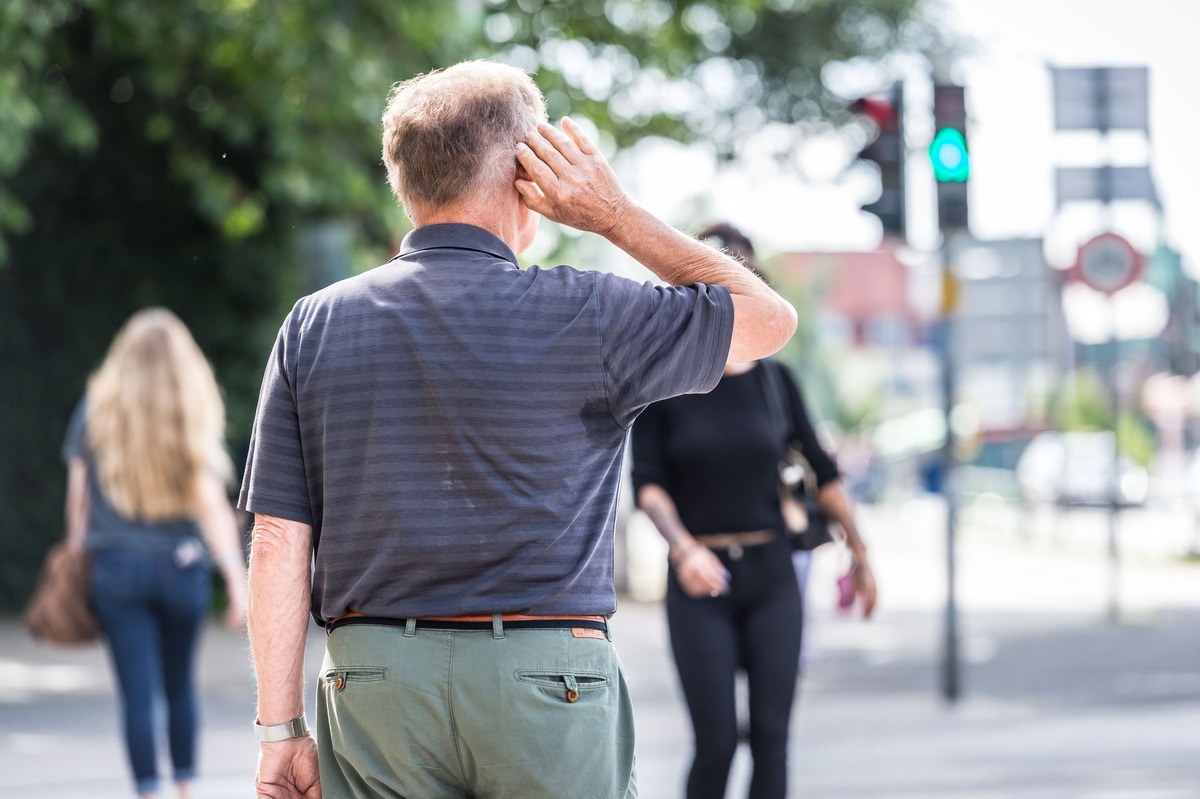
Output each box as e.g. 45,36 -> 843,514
248,513 -> 321,798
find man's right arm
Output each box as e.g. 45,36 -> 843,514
248,513 -> 321,799
515,118 -> 797,363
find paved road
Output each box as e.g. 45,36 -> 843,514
4,499 -> 1199,798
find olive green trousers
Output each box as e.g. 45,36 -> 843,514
315,620 -> 638,799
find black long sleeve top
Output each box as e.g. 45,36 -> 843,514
630,359 -> 839,536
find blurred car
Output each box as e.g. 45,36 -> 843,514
1015,431 -> 1148,508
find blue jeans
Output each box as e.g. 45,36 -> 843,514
90,547 -> 210,795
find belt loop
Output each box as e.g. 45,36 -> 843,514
492,613 -> 504,639
404,618 -> 417,638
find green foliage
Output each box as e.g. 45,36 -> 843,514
1054,368 -> 1114,432
0,0 -> 936,609
483,0 -> 932,154
0,0 -> 478,257
1052,368 -> 1157,467
1116,410 -> 1157,469
2,0 -> 935,259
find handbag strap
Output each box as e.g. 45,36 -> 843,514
757,359 -> 792,446
758,360 -> 819,495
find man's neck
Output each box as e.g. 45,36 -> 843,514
416,197 -> 526,254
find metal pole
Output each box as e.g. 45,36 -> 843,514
1106,300 -> 1121,624
940,242 -> 961,702
1098,72 -> 1121,624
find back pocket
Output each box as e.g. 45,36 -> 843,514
515,670 -> 609,703
323,667 -> 387,693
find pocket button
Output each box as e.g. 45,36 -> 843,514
335,676 -> 345,692
566,689 -> 579,703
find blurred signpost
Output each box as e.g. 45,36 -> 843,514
1051,67 -> 1149,132
1068,232 -> 1146,623
1051,65 -> 1153,623
1071,232 -> 1145,295
1056,166 -> 1157,207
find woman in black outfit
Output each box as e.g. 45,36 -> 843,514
631,223 -> 876,799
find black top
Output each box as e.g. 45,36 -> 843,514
630,360 -> 839,536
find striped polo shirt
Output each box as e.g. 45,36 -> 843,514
239,223 -> 733,621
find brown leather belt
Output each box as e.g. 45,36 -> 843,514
695,530 -> 775,549
326,610 -> 608,634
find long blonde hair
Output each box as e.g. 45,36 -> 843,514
86,308 -> 233,521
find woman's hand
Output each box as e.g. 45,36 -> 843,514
852,558 -> 877,618
636,483 -> 730,599
673,543 -> 730,599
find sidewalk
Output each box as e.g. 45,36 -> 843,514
3,499 -> 1199,798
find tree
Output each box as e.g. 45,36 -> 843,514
481,0 -> 932,156
0,0 -> 936,608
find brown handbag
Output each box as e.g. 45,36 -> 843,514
23,543 -> 100,645
759,361 -> 835,551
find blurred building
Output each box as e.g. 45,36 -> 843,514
775,246 -> 919,349
1153,245 -> 1200,376
952,238 -> 1072,434
773,245 -> 940,498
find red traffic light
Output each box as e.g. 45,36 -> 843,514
851,95 -> 898,130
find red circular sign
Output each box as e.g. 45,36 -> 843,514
1070,232 -> 1144,295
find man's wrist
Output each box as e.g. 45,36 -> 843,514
254,714 -> 308,742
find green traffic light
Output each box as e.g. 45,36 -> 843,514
929,128 -> 970,182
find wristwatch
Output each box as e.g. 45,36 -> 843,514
254,714 -> 308,742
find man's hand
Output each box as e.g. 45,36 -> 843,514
256,737 -> 321,799
514,118 -> 631,236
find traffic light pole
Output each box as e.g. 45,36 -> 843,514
931,82 -> 969,703
939,235 -> 962,703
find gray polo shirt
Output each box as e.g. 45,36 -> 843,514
239,223 -> 733,621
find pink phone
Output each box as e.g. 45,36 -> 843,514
837,572 -> 856,611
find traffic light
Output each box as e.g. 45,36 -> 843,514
930,129 -> 969,182
931,84 -> 969,231
851,84 -> 905,240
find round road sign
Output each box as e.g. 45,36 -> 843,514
1071,232 -> 1144,295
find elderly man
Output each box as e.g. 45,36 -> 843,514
241,60 -> 795,799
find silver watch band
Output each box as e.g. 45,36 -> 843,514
254,714 -> 308,742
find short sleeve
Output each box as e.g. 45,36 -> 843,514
629,400 -> 669,494
238,314 -> 313,524
779,362 -> 840,487
62,398 -> 88,463
596,274 -> 734,428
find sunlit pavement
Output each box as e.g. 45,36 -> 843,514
3,497 -> 1199,798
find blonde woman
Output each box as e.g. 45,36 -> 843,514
62,308 -> 247,799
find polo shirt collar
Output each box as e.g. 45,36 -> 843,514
397,223 -> 520,268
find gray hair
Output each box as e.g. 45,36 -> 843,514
381,60 -> 548,215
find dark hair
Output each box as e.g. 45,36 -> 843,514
698,221 -> 762,277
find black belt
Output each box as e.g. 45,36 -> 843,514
326,615 -> 608,634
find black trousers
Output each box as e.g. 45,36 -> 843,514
666,534 -> 803,799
